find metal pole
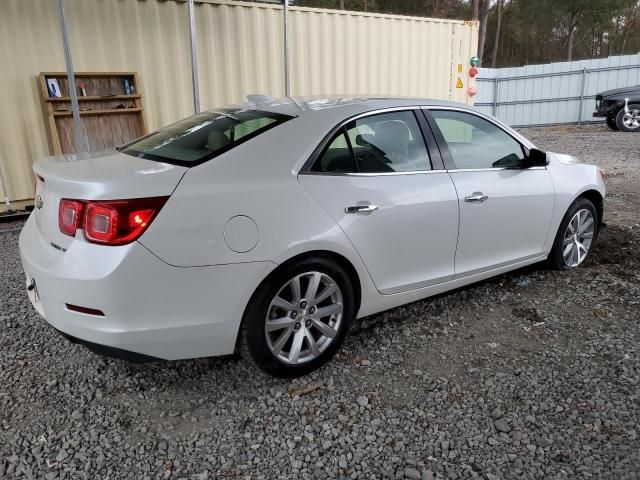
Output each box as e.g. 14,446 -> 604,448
188,0 -> 200,114
492,76 -> 499,116
57,0 -> 88,155
283,0 -> 291,97
577,67 -> 587,127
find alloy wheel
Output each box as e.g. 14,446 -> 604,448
622,108 -> 640,130
562,209 -> 595,268
265,271 -> 343,365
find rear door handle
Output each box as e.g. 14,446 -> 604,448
345,204 -> 378,214
464,192 -> 488,203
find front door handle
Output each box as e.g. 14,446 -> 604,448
464,192 -> 488,203
345,204 -> 379,214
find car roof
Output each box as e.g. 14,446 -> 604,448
231,95 -> 477,119
234,95 -> 536,153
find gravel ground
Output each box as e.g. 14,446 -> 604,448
1,125 -> 639,479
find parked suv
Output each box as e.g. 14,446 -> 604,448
593,85 -> 640,132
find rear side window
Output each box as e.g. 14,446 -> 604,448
122,109 -> 291,166
312,110 -> 431,174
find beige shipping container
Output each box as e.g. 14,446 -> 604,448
0,0 -> 478,208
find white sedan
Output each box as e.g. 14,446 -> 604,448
20,96 -> 606,377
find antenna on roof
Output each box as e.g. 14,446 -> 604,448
247,94 -> 275,105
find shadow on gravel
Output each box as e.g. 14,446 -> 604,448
588,225 -> 637,266
107,354 -> 242,379
350,224 -> 638,341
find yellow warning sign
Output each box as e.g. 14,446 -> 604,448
456,77 -> 464,89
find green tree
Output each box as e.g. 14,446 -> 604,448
553,0 -> 626,60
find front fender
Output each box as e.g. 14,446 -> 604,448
543,154 -> 605,252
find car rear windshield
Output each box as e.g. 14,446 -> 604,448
121,109 -> 292,166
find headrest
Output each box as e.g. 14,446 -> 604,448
369,120 -> 411,155
374,120 -> 411,142
355,133 -> 375,147
207,130 -> 231,151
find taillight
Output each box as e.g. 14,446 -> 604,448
84,203 -> 119,243
59,197 -> 168,245
59,199 -> 84,237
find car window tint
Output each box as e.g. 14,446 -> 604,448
311,110 -> 431,174
122,109 -> 290,166
346,111 -> 431,173
228,117 -> 275,142
431,110 -> 525,169
313,132 -> 357,173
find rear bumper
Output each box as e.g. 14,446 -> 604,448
19,214 -> 275,360
56,328 -> 160,363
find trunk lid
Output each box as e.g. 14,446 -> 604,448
32,149 -> 187,251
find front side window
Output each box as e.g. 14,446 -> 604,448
430,110 -> 525,169
312,110 -> 431,173
122,109 -> 291,166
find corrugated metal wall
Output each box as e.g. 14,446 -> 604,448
0,0 -> 477,204
475,54 -> 640,127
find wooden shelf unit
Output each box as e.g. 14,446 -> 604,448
47,94 -> 142,102
53,108 -> 143,117
39,72 -> 147,155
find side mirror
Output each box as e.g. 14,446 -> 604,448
526,148 -> 549,167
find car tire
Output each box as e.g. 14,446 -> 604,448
548,197 -> 598,270
238,256 -> 355,377
606,114 -> 619,131
615,104 -> 640,132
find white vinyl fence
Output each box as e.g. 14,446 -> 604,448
474,54 -> 640,127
